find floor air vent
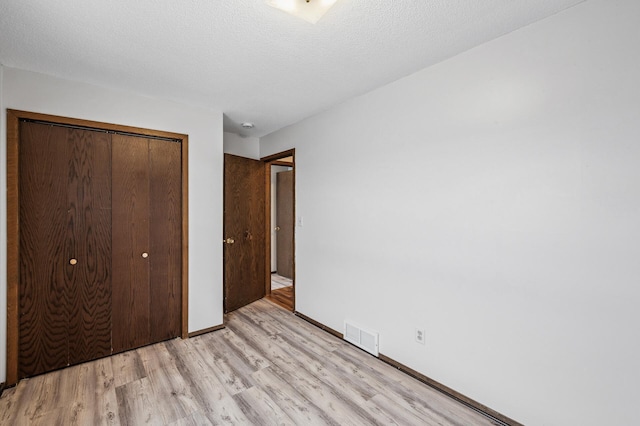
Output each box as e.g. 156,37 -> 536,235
344,321 -> 379,356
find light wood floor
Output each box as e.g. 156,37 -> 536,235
267,273 -> 294,311
0,299 -> 499,425
270,273 -> 292,290
266,286 -> 294,311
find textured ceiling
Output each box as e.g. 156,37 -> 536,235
0,0 -> 585,137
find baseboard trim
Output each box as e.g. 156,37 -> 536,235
378,354 -> 522,426
294,311 -> 521,426
188,324 -> 225,338
294,311 -> 343,339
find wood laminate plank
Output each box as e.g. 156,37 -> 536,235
144,367 -> 200,424
218,329 -> 271,372
166,410 -> 213,426
110,350 -> 147,388
250,366 -> 339,425
21,366 -> 78,424
367,393 -> 444,426
162,338 -> 251,425
162,338 -> 228,409
0,298 -> 507,426
135,341 -> 169,375
190,333 -> 255,397
201,331 -> 264,382
245,301 -> 343,353
265,286 -> 293,311
269,363 -> 384,426
233,301 -> 499,426
91,357 -> 120,425
231,385 -> 295,426
226,310 -> 324,375
227,312 -> 395,425
115,376 -> 163,425
236,303 -> 412,424
25,369 -> 75,425
60,362 -> 98,425
132,341 -> 201,424
237,304 -> 348,376
0,381 -> 25,425
205,395 -> 251,425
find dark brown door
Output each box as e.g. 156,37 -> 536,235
18,122 -> 112,378
67,127 -> 113,366
111,135 -> 151,353
148,139 -> 182,343
112,135 -> 182,353
16,116 -> 182,379
224,154 -> 266,313
276,170 -> 294,279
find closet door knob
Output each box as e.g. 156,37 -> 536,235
69,258 -> 78,265
142,252 -> 149,258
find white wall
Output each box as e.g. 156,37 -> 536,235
223,131 -> 260,160
260,0 -> 640,424
0,67 -> 225,383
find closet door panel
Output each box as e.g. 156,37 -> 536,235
67,129 -> 113,365
149,139 -> 182,342
111,135 -> 151,353
18,122 -> 71,377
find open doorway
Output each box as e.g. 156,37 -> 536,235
263,150 -> 295,311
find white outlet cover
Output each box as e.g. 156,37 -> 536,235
415,329 -> 425,345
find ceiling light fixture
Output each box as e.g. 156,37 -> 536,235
241,122 -> 255,129
266,0 -> 339,24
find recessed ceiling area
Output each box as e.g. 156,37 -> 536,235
0,0 -> 585,138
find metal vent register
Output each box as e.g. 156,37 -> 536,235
344,321 -> 379,356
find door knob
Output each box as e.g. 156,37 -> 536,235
141,252 -> 149,258
224,238 -> 235,244
275,226 -> 281,231
69,258 -> 77,265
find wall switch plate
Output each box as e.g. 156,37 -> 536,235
415,328 -> 425,345
296,216 -> 304,227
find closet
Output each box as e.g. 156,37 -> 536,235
17,119 -> 182,378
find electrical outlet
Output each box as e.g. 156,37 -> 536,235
415,328 -> 425,345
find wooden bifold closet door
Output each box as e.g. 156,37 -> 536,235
19,122 -> 113,377
111,134 -> 182,353
18,120 -> 181,378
